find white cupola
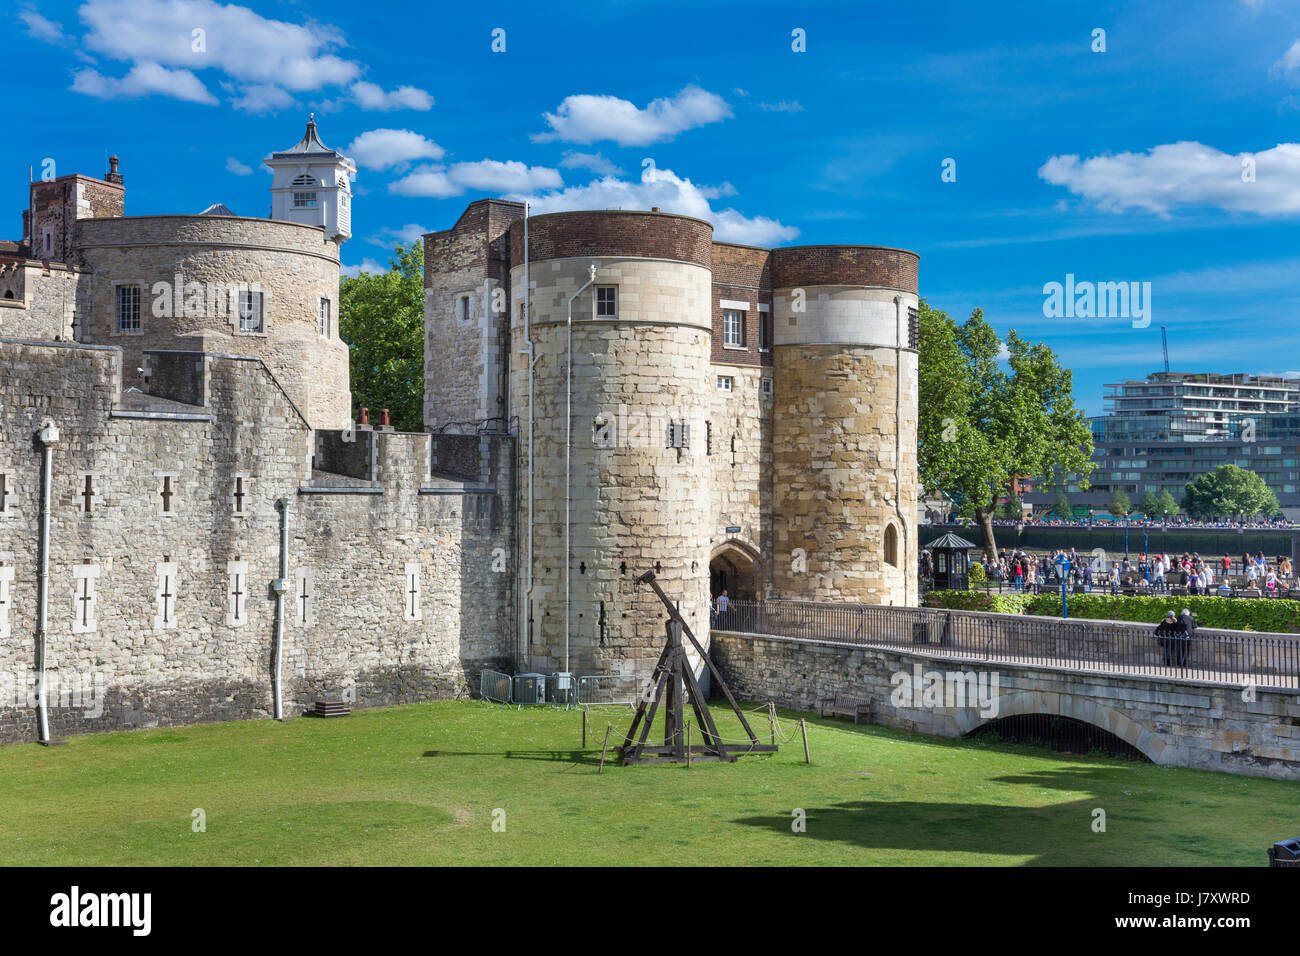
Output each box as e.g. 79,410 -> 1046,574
264,114 -> 357,242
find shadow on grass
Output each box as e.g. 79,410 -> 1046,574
423,749 -> 605,766
733,766 -> 1150,865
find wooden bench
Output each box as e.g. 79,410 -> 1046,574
819,694 -> 873,724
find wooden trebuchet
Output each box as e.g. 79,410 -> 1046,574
619,570 -> 778,765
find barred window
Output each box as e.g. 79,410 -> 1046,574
319,298 -> 330,337
908,307 -> 919,349
665,420 -> 690,450
596,285 -> 618,318
238,291 -> 263,333
117,285 -> 141,332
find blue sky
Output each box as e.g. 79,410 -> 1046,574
10,0 -> 1300,415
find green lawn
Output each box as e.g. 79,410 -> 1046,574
0,700 -> 1295,866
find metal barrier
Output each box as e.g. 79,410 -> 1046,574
576,674 -> 640,708
718,599 -> 1300,691
479,669 -> 513,704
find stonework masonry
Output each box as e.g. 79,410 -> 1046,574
0,338 -> 513,743
74,215 -> 350,429
710,629 -> 1300,781
426,206 -> 921,680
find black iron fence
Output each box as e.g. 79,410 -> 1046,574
714,599 -> 1300,691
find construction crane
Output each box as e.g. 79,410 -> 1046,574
1161,325 -> 1170,373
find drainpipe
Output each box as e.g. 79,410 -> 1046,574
893,296 -> 911,604
564,262 -> 599,675
271,496 -> 291,720
521,203 -> 533,669
35,420 -> 59,744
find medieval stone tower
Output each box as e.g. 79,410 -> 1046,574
770,247 -> 920,608
4,118 -> 354,430
423,204 -> 919,679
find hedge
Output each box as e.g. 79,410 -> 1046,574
922,591 -> 1031,615
922,589 -> 1300,632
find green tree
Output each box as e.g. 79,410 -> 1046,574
338,240 -> 425,433
1181,464 -> 1280,519
1053,490 -> 1072,518
1157,489 -> 1179,518
1108,488 -> 1131,518
917,302 -> 1094,561
998,494 -> 1023,519
1139,489 -> 1161,517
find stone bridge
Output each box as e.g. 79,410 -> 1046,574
709,617 -> 1300,780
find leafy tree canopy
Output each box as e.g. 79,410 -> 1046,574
1109,488 -> 1131,518
917,302 -> 1094,560
1181,464 -> 1280,519
338,240 -> 425,433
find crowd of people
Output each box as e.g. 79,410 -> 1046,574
982,516 -> 1292,530
971,548 -> 1294,595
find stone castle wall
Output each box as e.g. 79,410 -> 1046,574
0,338 -> 513,743
73,215 -> 350,429
0,260 -> 84,342
423,201 -> 521,431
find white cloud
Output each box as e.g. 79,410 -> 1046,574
387,164 -> 459,198
507,166 -> 798,246
367,223 -> 431,247
78,0 -> 359,91
72,62 -> 217,105
225,157 -> 253,175
341,259 -> 388,277
389,160 -> 562,198
350,81 -> 433,111
445,160 -> 562,193
229,83 -> 294,114
1274,40 -> 1300,82
758,100 -> 804,112
346,129 -> 445,170
1038,141 -> 1300,216
560,151 -> 623,176
532,85 -> 731,146
19,7 -> 64,42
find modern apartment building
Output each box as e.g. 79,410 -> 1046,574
1028,372 -> 1300,520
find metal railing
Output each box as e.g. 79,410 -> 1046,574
576,674 -> 641,708
716,599 -> 1300,691
479,669 -> 513,703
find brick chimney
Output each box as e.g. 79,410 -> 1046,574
105,155 -> 123,185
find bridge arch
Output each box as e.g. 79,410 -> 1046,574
952,688 -> 1173,765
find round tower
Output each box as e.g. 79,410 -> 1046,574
509,210 -> 715,677
770,245 -> 920,606
74,214 -> 350,429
